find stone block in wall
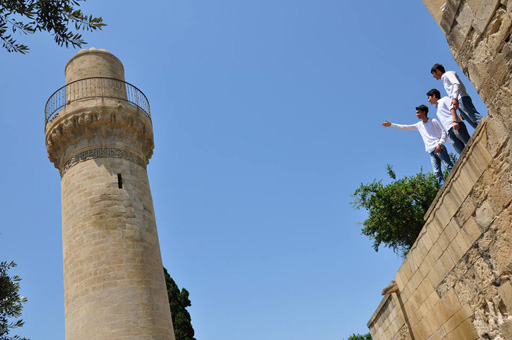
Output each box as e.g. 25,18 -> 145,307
500,319 -> 512,340
455,196 -> 477,226
441,0 -> 463,33
415,317 -> 434,339
429,254 -> 447,288
489,207 -> 512,274
487,177 -> 512,213
444,304 -> 473,334
474,201 -> 495,231
467,0 -> 482,13
454,317 -> 479,340
454,226 -> 473,256
463,216 -> 483,244
498,281 -> 512,311
486,125 -> 510,168
448,1 -> 478,54
437,226 -> 453,253
433,300 -> 452,333
473,0 -> 501,35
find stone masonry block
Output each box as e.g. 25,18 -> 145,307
427,218 -> 443,243
447,234 -> 466,262
463,216 -> 483,244
456,318 -> 479,340
498,281 -> 512,312
467,0 -> 482,13
433,299 -> 453,330
419,252 -> 436,279
437,228 -> 452,254
440,250 -> 457,276
446,218 -> 461,243
430,241 -> 444,262
474,200 -> 496,231
438,202 -> 457,229
473,0 -> 501,35
444,304 -> 473,334
429,258 -> 447,288
472,141 -> 493,173
454,227 -> 473,257
415,317 -> 434,340
399,260 -> 414,283
453,170 -> 475,201
442,187 -> 464,221
442,0 -> 464,33
455,196 -> 477,226
420,230 -> 435,255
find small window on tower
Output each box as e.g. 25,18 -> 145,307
117,173 -> 123,189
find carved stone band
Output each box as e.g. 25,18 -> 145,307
61,147 -> 146,176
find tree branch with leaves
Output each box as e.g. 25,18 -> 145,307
0,261 -> 28,340
0,0 -> 105,54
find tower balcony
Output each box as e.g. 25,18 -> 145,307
45,77 -> 151,128
44,76 -> 154,173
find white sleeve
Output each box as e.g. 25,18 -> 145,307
433,119 -> 447,145
446,72 -> 461,100
390,123 -> 418,131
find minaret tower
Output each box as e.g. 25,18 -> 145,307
44,48 -> 175,339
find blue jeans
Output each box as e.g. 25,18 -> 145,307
429,145 -> 454,185
459,96 -> 482,129
448,121 -> 470,154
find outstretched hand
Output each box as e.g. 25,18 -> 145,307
382,121 -> 391,127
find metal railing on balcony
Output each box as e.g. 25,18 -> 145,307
45,77 -> 151,127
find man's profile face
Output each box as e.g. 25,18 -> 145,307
432,70 -> 442,80
416,110 -> 427,120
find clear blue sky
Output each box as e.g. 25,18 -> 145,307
0,1 -> 486,339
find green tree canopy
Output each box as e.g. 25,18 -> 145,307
351,165 -> 440,257
0,261 -> 28,340
164,267 -> 195,340
347,333 -> 372,340
0,0 -> 105,54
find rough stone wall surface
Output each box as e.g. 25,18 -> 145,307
45,48 -> 175,340
368,1 -> 512,339
61,157 -> 173,339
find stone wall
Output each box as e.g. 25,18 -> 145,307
368,1 -> 512,339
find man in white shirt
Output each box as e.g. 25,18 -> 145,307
427,88 -> 470,154
431,63 -> 483,129
382,104 -> 453,185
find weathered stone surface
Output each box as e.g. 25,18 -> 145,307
472,0 -> 501,35
369,1 -> 512,338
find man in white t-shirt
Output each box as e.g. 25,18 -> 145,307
382,104 -> 453,185
427,88 -> 470,154
431,63 -> 483,129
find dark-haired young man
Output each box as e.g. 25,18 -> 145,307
382,105 -> 453,185
427,88 -> 470,154
431,63 -> 483,129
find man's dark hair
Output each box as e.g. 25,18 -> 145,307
431,63 -> 445,74
415,104 -> 429,115
426,89 -> 441,99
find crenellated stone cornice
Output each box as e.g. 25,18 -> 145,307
45,98 -> 154,172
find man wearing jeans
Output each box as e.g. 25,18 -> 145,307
427,88 -> 470,154
431,63 -> 483,129
382,104 -> 453,185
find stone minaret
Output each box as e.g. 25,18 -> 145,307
44,48 -> 175,340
